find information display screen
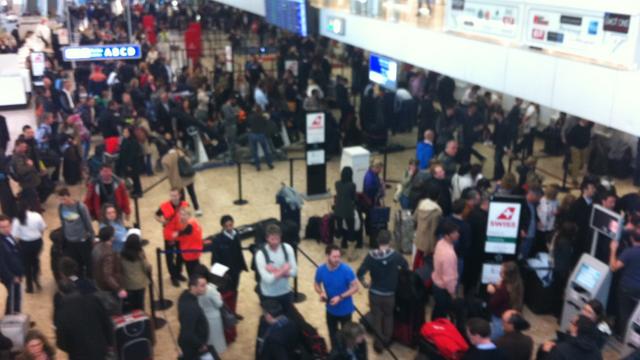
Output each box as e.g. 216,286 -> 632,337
369,54 -> 398,91
590,205 -> 623,240
574,264 -> 601,291
265,0 -> 309,37
62,44 -> 141,62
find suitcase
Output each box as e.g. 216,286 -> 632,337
112,310 -> 154,360
393,270 -> 427,347
253,218 -> 280,245
523,265 -> 556,315
368,207 -> 390,248
305,216 -> 322,241
0,287 -> 29,351
393,209 -> 414,254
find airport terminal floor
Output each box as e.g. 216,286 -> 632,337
13,130 -> 626,360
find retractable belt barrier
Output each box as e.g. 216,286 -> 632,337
153,244 -> 398,359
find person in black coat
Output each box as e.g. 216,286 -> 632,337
0,115 -> 9,154
545,315 -> 603,360
463,198 -> 489,297
568,179 -> 597,266
207,215 -> 248,316
178,274 -> 213,360
256,300 -> 300,360
0,215 -> 24,314
334,167 -> 357,248
54,292 -> 113,360
330,322 -> 368,360
492,109 -> 510,181
116,127 -> 144,196
463,318 -> 508,360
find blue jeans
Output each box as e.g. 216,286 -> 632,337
399,194 -> 410,210
519,237 -> 535,260
249,133 -> 273,170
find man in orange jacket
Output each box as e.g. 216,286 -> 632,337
155,188 -> 189,287
175,207 -> 203,278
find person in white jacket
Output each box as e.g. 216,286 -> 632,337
196,265 -> 227,355
11,202 -> 46,293
451,163 -> 474,202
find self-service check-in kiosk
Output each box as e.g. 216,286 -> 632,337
623,303 -> 640,357
560,253 -> 612,332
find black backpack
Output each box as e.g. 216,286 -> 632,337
251,243 -> 290,285
178,156 -> 195,178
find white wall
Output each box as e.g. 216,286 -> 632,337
319,8 -> 640,138
212,0 -> 266,16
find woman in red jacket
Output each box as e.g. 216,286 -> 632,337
175,208 -> 203,277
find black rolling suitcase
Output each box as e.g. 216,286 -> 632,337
112,310 -> 154,360
522,264 -> 556,315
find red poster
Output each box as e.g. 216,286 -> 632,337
184,22 -> 202,61
143,15 -> 157,45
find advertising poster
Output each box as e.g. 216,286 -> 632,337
306,112 -> 325,144
524,7 -> 633,64
485,202 -> 521,255
446,0 -> 521,40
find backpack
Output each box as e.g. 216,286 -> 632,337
319,214 -> 333,245
178,156 -> 195,178
305,216 -> 322,240
420,319 -> 469,360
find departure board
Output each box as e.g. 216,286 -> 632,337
265,0 -> 309,37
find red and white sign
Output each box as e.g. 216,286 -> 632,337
486,202 -> 521,255
306,112 -> 325,144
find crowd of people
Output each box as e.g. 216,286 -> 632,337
1,1 -> 640,360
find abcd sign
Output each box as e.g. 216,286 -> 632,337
62,44 -> 142,62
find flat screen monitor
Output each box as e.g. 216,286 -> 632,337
574,263 -> 601,291
369,54 -> 398,91
590,204 -> 623,240
265,0 -> 310,37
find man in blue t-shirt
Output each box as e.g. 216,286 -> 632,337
610,229 -> 640,335
314,244 -> 360,349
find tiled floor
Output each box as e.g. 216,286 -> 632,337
7,122 -> 629,359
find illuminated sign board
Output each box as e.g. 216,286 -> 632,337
62,44 -> 142,62
326,16 -> 345,36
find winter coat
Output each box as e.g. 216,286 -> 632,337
414,198 -> 443,254
161,149 -> 194,189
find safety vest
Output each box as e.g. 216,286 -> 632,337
178,218 -> 203,261
160,200 -> 189,240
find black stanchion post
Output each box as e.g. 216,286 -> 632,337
289,158 -> 294,188
233,162 -> 248,205
292,245 -> 306,303
153,247 -> 173,310
383,148 -> 388,182
560,155 -> 570,193
133,196 -> 141,228
148,280 -> 167,329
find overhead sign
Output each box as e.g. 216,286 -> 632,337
326,16 -> 346,36
485,202 -> 521,255
62,44 -> 141,62
306,112 -> 325,144
445,0 -> 522,40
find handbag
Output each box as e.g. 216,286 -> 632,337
178,155 -> 195,178
220,305 -> 238,329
